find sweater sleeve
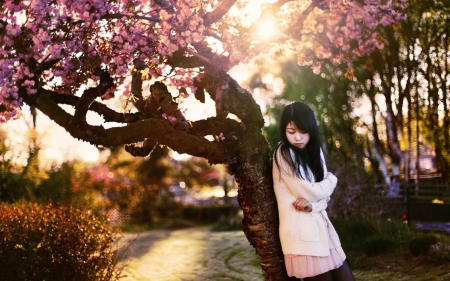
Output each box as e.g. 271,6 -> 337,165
274,149 -> 337,202
310,197 -> 330,213
309,149 -> 330,213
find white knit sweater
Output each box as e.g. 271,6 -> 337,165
272,147 -> 341,257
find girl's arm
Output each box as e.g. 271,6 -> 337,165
293,197 -> 329,213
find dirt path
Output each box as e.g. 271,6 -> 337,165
117,226 -> 264,281
116,226 -> 450,281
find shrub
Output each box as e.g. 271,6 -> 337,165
181,204 -> 239,224
128,189 -> 184,226
363,235 -> 397,257
409,234 -> 439,256
332,219 -> 380,257
211,214 -> 243,232
0,202 -> 124,281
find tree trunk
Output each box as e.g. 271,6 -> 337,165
371,144 -> 391,185
368,94 -> 391,184
200,73 -> 294,280
415,90 -> 420,185
227,130 -> 294,280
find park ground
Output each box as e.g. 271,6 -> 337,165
116,226 -> 450,281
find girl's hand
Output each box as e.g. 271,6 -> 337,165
292,198 -> 312,212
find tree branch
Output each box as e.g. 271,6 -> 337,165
41,90 -> 148,123
166,46 -> 230,72
191,117 -> 242,137
154,0 -> 175,13
130,59 -> 165,118
71,69 -> 114,125
125,138 -> 158,157
20,88 -> 227,163
33,58 -> 61,76
101,13 -> 159,22
200,73 -> 265,128
154,0 -> 169,8
149,81 -> 192,132
269,0 -> 296,10
203,0 -> 237,26
166,49 -> 209,69
185,49 -> 213,65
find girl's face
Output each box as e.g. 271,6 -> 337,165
286,121 -> 310,149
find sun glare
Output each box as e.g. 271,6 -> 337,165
256,18 -> 277,38
229,0 -> 278,26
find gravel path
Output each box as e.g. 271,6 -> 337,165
117,226 -> 264,281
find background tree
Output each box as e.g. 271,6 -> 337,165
0,0 -> 406,279
0,128 -> 31,202
255,0 -> 450,193
414,0 -> 450,184
172,156 -> 220,189
0,110 -> 49,202
352,0 -> 450,186
132,146 -> 174,224
37,162 -> 76,204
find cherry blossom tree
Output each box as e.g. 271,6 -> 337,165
0,0 -> 406,279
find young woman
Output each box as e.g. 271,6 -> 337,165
272,102 -> 355,281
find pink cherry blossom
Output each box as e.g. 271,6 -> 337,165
0,0 -> 405,122
162,113 -> 177,123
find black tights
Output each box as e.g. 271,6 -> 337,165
302,260 -> 355,281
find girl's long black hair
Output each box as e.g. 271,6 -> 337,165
274,102 -> 324,182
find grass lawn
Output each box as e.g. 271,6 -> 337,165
352,251 -> 450,280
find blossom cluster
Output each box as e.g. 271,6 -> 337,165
0,0 -> 207,122
287,0 -> 407,74
0,0 -> 407,123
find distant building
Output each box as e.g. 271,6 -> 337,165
407,143 -> 442,184
408,142 -> 437,175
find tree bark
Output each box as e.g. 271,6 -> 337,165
228,127 -> 292,280
200,73 -> 294,280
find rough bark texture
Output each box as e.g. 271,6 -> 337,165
228,129 -> 292,280
200,73 -> 295,280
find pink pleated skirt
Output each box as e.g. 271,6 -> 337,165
284,214 -> 346,278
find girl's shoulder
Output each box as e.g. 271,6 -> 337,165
274,143 -> 294,159
273,142 -> 285,156
273,144 -> 295,170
